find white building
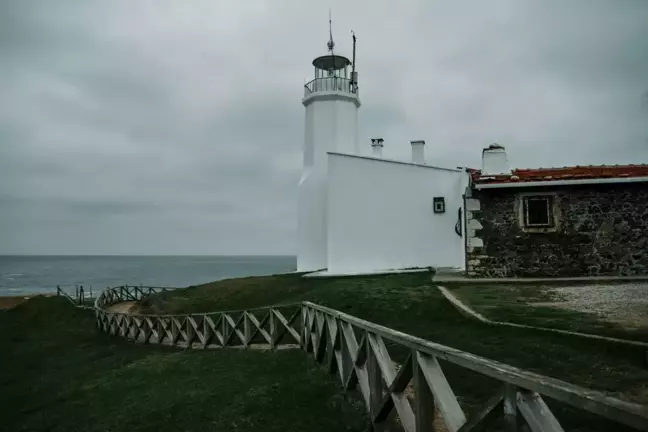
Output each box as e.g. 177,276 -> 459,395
297,33 -> 470,274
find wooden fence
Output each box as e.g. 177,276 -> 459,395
95,285 -> 648,431
94,285 -> 301,350
57,285 -> 95,309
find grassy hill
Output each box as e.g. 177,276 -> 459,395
0,297 -> 366,432
139,272 -> 648,407
3,272 -> 646,432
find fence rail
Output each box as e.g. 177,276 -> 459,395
94,285 -> 301,349
301,302 -> 648,432
94,285 -> 648,431
56,285 -> 96,308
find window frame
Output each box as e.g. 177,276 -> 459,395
516,192 -> 560,233
523,195 -> 554,228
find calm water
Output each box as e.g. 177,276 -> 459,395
0,255 -> 296,296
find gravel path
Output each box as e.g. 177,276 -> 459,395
537,283 -> 648,330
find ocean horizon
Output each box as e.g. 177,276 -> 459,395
0,255 -> 297,296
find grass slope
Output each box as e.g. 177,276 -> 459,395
0,297 -> 366,432
446,283 -> 648,343
141,272 -> 647,430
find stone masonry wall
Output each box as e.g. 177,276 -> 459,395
466,183 -> 648,277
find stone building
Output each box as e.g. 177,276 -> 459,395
465,145 -> 648,277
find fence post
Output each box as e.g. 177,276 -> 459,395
414,350 -> 436,431
301,305 -> 309,351
504,383 -> 519,432
186,317 -> 193,347
57,285 -> 60,296
171,318 -> 178,345
243,312 -> 251,348
302,304 -> 308,350
222,313 -> 229,347
269,308 -> 277,350
79,286 -> 84,305
367,334 -> 386,431
339,321 -> 353,389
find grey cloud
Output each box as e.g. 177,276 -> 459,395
1,195 -> 160,216
1,0 -> 647,254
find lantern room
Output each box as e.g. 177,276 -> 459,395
312,55 -> 351,79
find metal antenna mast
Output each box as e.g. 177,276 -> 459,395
327,9 -> 337,79
327,9 -> 335,54
351,30 -> 357,92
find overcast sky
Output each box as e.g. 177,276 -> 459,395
1,1 -> 647,255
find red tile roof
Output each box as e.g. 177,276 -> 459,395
471,165 -> 648,185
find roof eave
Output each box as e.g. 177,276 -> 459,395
327,152 -> 463,173
474,176 -> 648,189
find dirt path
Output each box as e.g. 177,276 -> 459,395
105,301 -> 139,314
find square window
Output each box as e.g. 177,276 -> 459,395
523,196 -> 554,227
433,197 -> 445,214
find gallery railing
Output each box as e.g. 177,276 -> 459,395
304,77 -> 358,97
95,285 -> 648,431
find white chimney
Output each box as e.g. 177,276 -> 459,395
371,138 -> 384,157
481,144 -> 511,175
410,140 -> 425,164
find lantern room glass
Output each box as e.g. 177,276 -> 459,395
314,64 -> 348,79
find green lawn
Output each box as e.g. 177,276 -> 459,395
0,297 -> 366,432
4,274 -> 646,432
141,272 -> 648,411
445,283 -> 648,343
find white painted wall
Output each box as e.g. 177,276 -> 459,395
297,89 -> 360,271
327,153 -> 468,273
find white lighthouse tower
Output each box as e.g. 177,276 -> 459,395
297,25 -> 361,272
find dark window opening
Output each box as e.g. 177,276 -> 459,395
523,196 -> 554,228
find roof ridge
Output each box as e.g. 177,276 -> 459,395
514,164 -> 648,172
472,164 -> 648,185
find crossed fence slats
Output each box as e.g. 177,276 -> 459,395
95,286 -> 302,351
300,302 -> 648,432
93,286 -> 648,432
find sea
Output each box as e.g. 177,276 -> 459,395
0,255 -> 297,297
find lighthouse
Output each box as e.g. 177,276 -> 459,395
297,25 -> 361,272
